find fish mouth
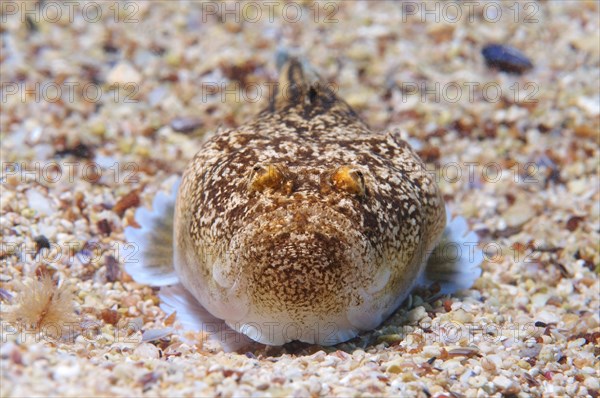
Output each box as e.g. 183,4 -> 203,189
214,202 -> 416,345
226,203 -> 375,318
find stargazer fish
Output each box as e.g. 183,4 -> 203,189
125,54 -> 482,349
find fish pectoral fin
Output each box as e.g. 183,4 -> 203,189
159,284 -> 256,352
419,207 -> 484,294
123,178 -> 180,286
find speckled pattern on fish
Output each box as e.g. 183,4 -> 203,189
174,59 -> 446,345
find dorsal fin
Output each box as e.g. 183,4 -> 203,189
265,53 -> 356,118
269,56 -> 320,111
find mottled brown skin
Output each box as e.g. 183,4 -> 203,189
174,60 -> 446,345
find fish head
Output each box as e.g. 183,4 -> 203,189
213,160 -> 407,345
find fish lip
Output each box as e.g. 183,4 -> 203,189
226,202 -> 375,309
218,204 -> 393,343
232,201 -> 369,262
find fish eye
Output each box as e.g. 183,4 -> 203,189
249,163 -> 291,193
331,165 -> 366,197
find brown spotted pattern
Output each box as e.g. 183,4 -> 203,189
173,60 -> 446,345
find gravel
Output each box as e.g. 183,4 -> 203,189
1,1 -> 598,397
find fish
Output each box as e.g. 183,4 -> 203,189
124,53 -> 483,349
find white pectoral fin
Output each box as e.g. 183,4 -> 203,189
122,179 -> 254,351
159,284 -> 256,352
419,206 -> 484,294
123,178 -> 181,286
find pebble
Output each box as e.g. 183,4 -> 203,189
53,364 -> 81,379
567,338 -> 586,349
584,376 -> 600,390
503,194 -> 534,228
170,117 -> 203,133
450,308 -> 474,323
492,375 -> 517,391
2,2 -> 597,398
26,188 -> 54,216
536,310 -> 559,324
142,328 -> 174,342
486,355 -> 503,369
133,343 -> 161,359
531,293 -> 550,308
407,306 -> 427,323
567,178 -> 588,195
481,44 -> 533,74
577,96 -> 600,117
107,62 -> 142,85
385,360 -> 405,374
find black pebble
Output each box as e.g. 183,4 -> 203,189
55,143 -> 94,159
482,44 -> 533,74
34,235 -> 51,252
25,16 -> 38,32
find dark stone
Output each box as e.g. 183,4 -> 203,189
55,143 -> 94,159
482,44 -> 533,74
34,235 -> 51,252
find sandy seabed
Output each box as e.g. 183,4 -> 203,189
1,1 -> 599,397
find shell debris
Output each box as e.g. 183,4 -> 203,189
0,1 -> 598,397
